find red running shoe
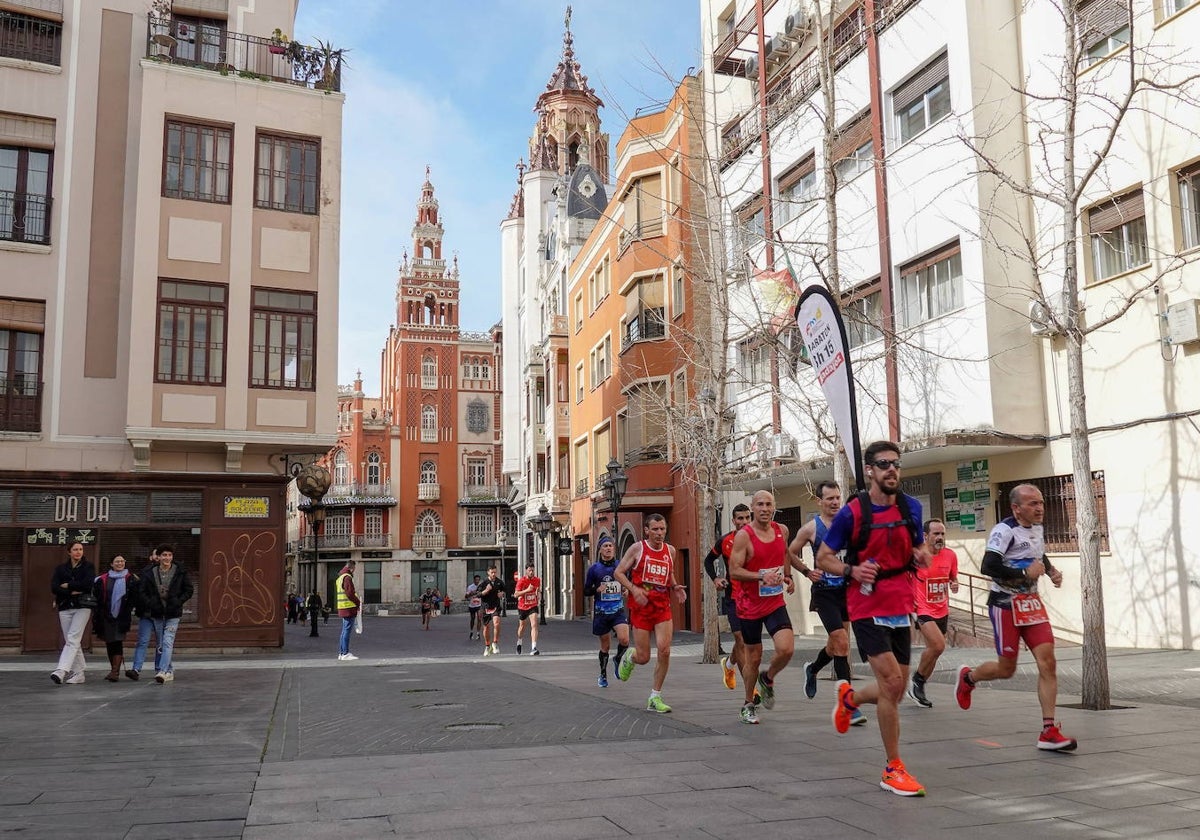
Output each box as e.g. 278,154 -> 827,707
832,680 -> 857,735
956,665 -> 974,710
1037,723 -> 1078,751
880,759 -> 926,796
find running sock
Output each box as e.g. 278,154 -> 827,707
833,655 -> 851,681
1042,717 -> 1055,731
615,643 -> 628,664
812,648 -> 833,674
599,651 -> 609,676
964,671 -> 976,687
649,689 -> 662,699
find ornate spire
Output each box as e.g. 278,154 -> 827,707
538,5 -> 602,107
506,158 -> 526,220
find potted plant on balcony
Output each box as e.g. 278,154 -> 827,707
148,0 -> 176,58
312,39 -> 349,91
268,28 -> 289,55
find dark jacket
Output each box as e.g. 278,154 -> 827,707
139,563 -> 194,619
92,572 -> 140,640
132,560 -> 158,618
50,559 -> 97,611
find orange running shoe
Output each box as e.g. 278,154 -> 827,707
880,759 -> 926,796
832,679 -> 857,735
720,656 -> 737,690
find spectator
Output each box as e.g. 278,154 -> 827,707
92,555 -> 139,682
50,541 -> 96,685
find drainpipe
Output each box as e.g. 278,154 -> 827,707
754,0 -> 783,433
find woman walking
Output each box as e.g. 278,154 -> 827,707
92,555 -> 139,682
50,541 -> 95,685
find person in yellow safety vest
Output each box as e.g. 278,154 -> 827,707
335,560 -> 360,661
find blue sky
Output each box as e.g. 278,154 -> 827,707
293,1 -> 702,394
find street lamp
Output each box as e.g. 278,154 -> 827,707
531,504 -> 555,626
304,502 -> 326,597
604,458 -> 627,546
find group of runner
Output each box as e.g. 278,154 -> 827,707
464,563 -> 543,656
578,438 -> 1076,799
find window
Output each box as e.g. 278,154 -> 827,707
671,264 -> 685,318
0,144 -> 52,245
843,282 -> 883,348
480,357 -> 490,380
777,154 -> 816,226
466,458 -> 487,487
331,450 -> 350,487
466,400 -> 488,433
163,120 -> 231,204
588,257 -> 611,311
593,424 -> 611,485
1078,0 -> 1130,66
420,460 -> 437,484
995,473 -> 1110,553
362,561 -> 381,603
574,293 -> 584,332
366,452 -> 381,486
621,173 -> 664,244
255,133 -> 319,214
325,512 -> 351,540
422,354 -> 437,389
574,439 -> 589,495
735,195 -> 765,249
0,10 -> 62,65
155,280 -> 226,385
575,362 -> 584,403
832,113 -> 873,184
736,336 -> 770,387
624,380 -> 668,464
1180,163 -> 1200,251
415,510 -> 442,533
623,275 -> 666,346
467,510 -> 494,539
170,15 -> 226,66
893,53 -> 951,144
898,243 -> 963,326
250,288 -> 315,389
1165,0 -> 1199,15
421,404 -> 437,442
589,335 -> 611,386
1088,190 -> 1148,281
0,298 -> 43,433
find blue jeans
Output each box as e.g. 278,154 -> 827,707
131,617 -> 161,674
339,616 -> 354,655
156,618 -> 181,674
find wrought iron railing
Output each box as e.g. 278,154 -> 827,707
0,190 -> 52,245
0,377 -> 42,432
617,216 -> 665,253
298,533 -> 392,550
0,9 -> 62,65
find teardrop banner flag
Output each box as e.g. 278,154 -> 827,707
794,285 -> 864,491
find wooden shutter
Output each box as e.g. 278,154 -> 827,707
0,298 -> 46,333
1078,0 -> 1129,50
892,52 -> 949,113
1088,189 -> 1144,234
831,112 -> 871,162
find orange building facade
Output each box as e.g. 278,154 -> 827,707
567,77 -> 708,630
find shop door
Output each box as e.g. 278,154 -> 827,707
23,546 -> 91,653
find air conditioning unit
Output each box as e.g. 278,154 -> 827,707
769,32 -> 795,60
771,433 -> 798,461
1029,299 -> 1063,338
783,13 -> 813,39
763,36 -> 776,59
744,55 -> 758,79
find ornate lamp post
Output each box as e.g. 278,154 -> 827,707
604,458 -> 627,546
531,504 -> 555,626
295,464 -> 331,598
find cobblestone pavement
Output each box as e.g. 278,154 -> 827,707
5,616 -> 1200,839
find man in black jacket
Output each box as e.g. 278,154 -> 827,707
138,545 -> 194,684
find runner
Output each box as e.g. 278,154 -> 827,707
816,441 -> 931,796
702,502 -> 751,690
614,514 -> 686,713
728,490 -> 795,725
465,574 -> 483,640
908,518 -> 959,707
582,535 -> 630,687
420,587 -> 436,630
513,561 -> 542,655
955,484 -> 1077,751
476,565 -> 505,656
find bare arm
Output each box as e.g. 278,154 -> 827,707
614,544 -> 647,606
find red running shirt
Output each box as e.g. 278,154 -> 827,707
733,522 -> 787,621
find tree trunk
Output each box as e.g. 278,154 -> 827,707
701,484 -> 721,664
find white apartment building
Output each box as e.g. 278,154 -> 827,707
702,0 -> 1200,648
0,0 -> 343,651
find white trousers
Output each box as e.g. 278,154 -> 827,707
55,608 -> 90,675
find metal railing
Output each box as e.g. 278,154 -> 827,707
617,216 -> 665,253
325,482 -> 391,497
0,377 -> 42,432
459,484 -> 505,504
299,533 -> 392,550
575,477 -> 589,496
0,9 -> 62,65
461,531 -> 501,547
145,20 -> 342,93
0,190 -> 52,245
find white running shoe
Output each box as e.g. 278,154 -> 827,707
65,671 -> 85,685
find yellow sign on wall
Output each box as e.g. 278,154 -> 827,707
224,496 -> 270,519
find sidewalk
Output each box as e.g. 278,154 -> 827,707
3,616 -> 1200,838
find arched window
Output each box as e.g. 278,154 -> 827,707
421,405 -> 437,441
366,451 -> 381,486
422,353 -> 437,388
420,460 -> 437,484
480,357 -> 491,380
415,509 -> 442,534
333,450 -> 349,486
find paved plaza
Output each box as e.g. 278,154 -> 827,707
3,614 -> 1200,839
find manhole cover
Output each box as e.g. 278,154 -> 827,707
402,688 -> 442,694
419,703 -> 466,710
444,723 -> 504,731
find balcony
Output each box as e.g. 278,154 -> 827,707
532,423 -> 546,450
617,217 -> 665,255
0,377 -> 42,433
575,477 -> 589,497
144,19 -> 342,93
421,375 -> 437,389
412,531 -> 446,551
461,531 -> 502,547
624,444 -> 668,467
459,484 -> 506,505
0,9 -> 62,66
417,483 -> 440,501
411,257 -> 446,274
327,482 -> 391,497
548,314 -> 568,337
299,533 -> 393,550
421,428 -> 437,443
1,190 -> 52,245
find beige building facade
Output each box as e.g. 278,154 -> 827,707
0,0 -> 343,651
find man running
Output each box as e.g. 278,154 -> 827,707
582,535 -> 630,687
955,484 -> 1076,751
908,518 -> 959,707
465,574 -> 483,640
476,565 -> 505,656
728,490 -> 795,725
817,441 -> 930,796
702,502 -> 751,690
614,514 -> 686,713
420,587 -> 436,630
513,561 -> 541,655
790,481 -> 866,726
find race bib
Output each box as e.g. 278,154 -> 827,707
925,577 -> 949,605
642,557 -> 670,587
1010,593 -> 1049,626
758,566 -> 784,597
597,581 -> 623,614
484,607 -> 497,617
873,614 -> 911,628
469,597 -> 481,608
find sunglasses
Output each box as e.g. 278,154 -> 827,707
869,458 -> 902,470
